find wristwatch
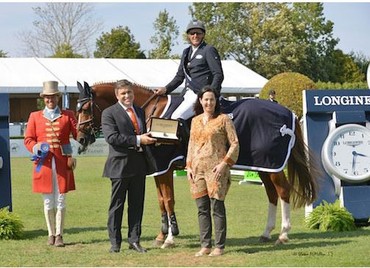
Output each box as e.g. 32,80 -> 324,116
321,123 -> 370,183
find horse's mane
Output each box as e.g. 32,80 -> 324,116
92,80 -> 153,93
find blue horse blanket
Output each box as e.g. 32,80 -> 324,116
150,97 -> 296,175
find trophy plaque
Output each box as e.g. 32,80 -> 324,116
150,117 -> 179,144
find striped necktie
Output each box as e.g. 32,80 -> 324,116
127,107 -> 140,134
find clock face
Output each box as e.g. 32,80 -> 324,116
322,124 -> 370,183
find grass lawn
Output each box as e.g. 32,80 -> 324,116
1,157 -> 369,266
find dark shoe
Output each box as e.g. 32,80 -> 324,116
170,213 -> 179,236
109,245 -> 121,253
128,242 -> 147,253
161,212 -> 169,235
47,235 -> 55,246
54,235 -> 65,247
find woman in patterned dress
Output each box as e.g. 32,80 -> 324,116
186,86 -> 239,257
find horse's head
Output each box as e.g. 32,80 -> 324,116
75,81 -> 99,154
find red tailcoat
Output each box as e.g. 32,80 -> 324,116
24,109 -> 77,194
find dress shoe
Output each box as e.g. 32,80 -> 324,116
47,235 -> 55,246
209,248 -> 224,257
54,235 -> 65,247
129,242 -> 147,253
109,245 -> 121,253
161,212 -> 169,235
169,213 -> 179,236
195,248 -> 211,257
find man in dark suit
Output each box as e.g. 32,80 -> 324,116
101,79 -> 157,253
155,20 -> 224,120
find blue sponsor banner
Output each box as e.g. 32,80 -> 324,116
304,89 -> 370,114
0,94 -> 12,211
304,89 -> 370,221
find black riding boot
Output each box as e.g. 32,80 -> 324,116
170,213 -> 179,236
161,212 -> 169,235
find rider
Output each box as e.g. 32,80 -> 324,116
154,20 -> 224,120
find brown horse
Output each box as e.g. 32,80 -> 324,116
76,80 -> 318,246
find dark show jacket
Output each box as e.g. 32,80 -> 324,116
165,42 -> 224,95
101,102 -> 155,178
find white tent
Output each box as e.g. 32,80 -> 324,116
0,58 -> 267,95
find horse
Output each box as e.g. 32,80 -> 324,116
75,80 -> 318,246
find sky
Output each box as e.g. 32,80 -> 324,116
0,1 -> 370,58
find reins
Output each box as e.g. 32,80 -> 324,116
142,94 -> 161,124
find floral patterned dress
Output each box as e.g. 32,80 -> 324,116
186,113 -> 239,200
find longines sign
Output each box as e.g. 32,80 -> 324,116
304,89 -> 370,113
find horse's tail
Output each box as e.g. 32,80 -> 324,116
287,118 -> 319,208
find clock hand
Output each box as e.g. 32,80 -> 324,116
352,151 -> 368,157
352,152 -> 357,172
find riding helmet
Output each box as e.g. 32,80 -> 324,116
186,20 -> 206,33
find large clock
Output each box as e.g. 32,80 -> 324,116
321,124 -> 370,183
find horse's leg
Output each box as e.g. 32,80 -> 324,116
258,172 -> 278,242
270,171 -> 292,245
161,167 -> 179,248
154,167 -> 178,248
153,174 -> 167,246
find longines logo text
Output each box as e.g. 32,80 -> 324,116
314,95 -> 370,106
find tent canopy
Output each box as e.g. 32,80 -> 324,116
0,58 -> 267,95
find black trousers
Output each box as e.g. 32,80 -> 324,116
195,196 -> 226,249
107,174 -> 146,247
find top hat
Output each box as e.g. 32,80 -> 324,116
40,81 -> 61,97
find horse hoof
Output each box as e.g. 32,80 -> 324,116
161,241 -> 175,249
275,238 -> 289,245
259,236 -> 271,243
161,212 -> 169,235
153,239 -> 164,247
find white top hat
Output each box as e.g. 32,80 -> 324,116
40,81 -> 61,97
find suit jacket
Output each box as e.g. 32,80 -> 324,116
165,42 -> 224,96
101,102 -> 156,178
24,109 -> 77,193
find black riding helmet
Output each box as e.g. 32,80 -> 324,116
186,20 -> 206,34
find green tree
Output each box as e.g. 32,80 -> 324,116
19,3 -> 102,57
189,3 -> 342,82
94,26 -> 145,59
290,3 -> 338,82
149,9 -> 179,59
0,50 -> 8,57
190,3 -> 311,78
349,51 -> 370,79
51,44 -> 83,58
329,50 -> 365,83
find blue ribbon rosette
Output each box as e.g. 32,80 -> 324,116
30,142 -> 50,172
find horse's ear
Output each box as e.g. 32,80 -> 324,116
77,81 -> 83,93
83,81 -> 92,97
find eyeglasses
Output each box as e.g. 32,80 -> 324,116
188,31 -> 204,36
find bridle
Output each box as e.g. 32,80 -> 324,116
76,95 -> 103,140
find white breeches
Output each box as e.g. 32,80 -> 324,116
42,157 -> 66,210
170,89 -> 197,120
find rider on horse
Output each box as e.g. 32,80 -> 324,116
154,20 -> 224,120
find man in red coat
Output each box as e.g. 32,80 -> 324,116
24,81 -> 77,247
